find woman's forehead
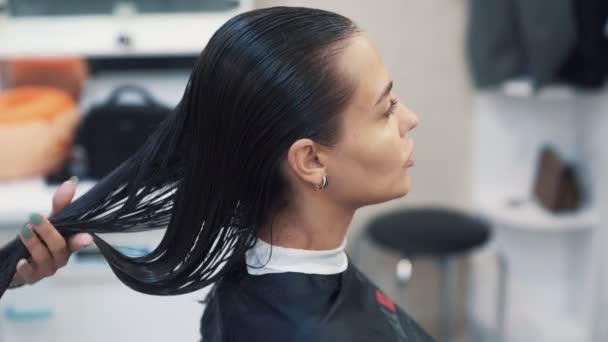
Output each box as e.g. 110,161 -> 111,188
337,34 -> 391,110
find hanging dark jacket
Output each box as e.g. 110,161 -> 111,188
466,0 -> 577,89
558,0 -> 608,89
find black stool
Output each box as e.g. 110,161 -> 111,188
358,207 -> 506,342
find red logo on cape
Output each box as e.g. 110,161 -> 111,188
375,289 -> 396,313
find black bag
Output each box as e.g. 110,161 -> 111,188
74,85 -> 172,180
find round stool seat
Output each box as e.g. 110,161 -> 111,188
367,208 -> 490,257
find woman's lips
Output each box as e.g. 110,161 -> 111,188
404,151 -> 415,168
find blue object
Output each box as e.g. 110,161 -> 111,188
4,305 -> 53,321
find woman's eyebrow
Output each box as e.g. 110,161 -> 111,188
374,81 -> 393,106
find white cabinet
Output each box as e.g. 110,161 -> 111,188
469,83 -> 608,342
0,4 -> 236,335
0,0 -> 254,57
0,230 -> 211,342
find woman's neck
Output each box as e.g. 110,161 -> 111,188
258,202 -> 355,251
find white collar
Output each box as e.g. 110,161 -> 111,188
245,237 -> 348,276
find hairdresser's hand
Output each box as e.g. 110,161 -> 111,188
10,178 -> 93,287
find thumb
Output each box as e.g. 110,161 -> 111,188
51,177 -> 79,216
68,233 -> 94,252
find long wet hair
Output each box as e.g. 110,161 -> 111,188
0,6 -> 360,298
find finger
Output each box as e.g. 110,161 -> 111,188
15,259 -> 36,284
67,233 -> 94,253
29,213 -> 69,269
17,222 -> 55,278
51,177 -> 78,217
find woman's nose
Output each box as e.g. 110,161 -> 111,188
399,106 -> 419,137
408,111 -> 419,130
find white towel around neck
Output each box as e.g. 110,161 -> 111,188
245,237 -> 348,275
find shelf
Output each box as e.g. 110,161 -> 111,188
480,78 -> 583,101
475,197 -> 598,233
0,177 -> 97,229
0,0 -> 254,57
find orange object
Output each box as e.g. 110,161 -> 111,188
4,57 -> 88,101
0,87 -> 79,180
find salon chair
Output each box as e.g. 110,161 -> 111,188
357,208 -> 506,342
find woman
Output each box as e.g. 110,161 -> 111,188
4,6 -> 430,341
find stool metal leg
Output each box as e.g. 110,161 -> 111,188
464,256 -> 483,342
350,231 -> 365,265
495,252 -> 508,342
396,258 -> 413,287
395,257 -> 413,310
351,229 -> 373,266
438,257 -> 455,342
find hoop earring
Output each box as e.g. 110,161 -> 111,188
316,175 -> 329,189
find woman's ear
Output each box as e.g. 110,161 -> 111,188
286,139 -> 327,187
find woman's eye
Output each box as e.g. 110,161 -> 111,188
384,98 -> 398,117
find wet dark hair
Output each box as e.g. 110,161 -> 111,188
0,6 -> 360,298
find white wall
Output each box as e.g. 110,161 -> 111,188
580,90 -> 608,342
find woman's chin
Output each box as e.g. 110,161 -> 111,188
398,175 -> 411,197
387,177 -> 411,201
361,174 -> 411,206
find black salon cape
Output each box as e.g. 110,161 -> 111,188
199,261 -> 435,342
